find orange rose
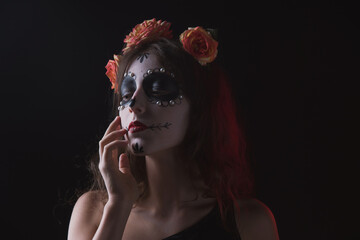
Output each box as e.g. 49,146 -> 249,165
105,55 -> 121,89
123,19 -> 172,53
105,54 -> 121,90
105,60 -> 117,89
179,27 -> 218,65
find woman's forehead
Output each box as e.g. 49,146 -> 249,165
127,52 -> 162,78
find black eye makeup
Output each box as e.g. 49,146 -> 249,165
119,72 -> 137,107
118,68 -> 183,111
142,68 -> 183,107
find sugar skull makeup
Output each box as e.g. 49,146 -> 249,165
142,68 -> 183,107
120,72 -> 137,108
119,68 -> 183,110
118,53 -> 190,156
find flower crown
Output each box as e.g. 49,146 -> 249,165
105,18 -> 218,90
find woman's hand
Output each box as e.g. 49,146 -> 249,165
98,116 -> 139,204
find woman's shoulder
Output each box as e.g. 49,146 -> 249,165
77,190 -> 107,205
235,198 -> 279,240
68,191 -> 107,239
73,190 -> 107,219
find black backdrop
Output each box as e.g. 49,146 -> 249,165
1,1 -> 358,239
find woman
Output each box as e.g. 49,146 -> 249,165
68,19 -> 279,240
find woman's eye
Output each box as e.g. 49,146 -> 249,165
151,89 -> 168,95
143,73 -> 180,101
122,93 -> 132,101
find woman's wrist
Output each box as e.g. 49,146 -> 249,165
106,196 -> 134,211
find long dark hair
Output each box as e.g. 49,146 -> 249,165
89,37 -> 254,221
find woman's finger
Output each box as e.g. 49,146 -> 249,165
101,140 -> 128,166
103,116 -> 121,137
99,129 -> 128,155
119,153 -> 131,175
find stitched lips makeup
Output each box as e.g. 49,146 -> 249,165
128,121 -> 148,133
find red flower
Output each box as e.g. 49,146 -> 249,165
180,27 -> 218,65
122,19 -> 173,53
105,54 -> 121,90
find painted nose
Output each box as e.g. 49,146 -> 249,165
128,89 -> 146,114
129,98 -> 136,108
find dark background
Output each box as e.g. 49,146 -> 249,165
1,1 -> 358,239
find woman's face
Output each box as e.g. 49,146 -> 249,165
119,52 -> 190,156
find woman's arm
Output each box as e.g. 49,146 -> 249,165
68,191 -> 133,240
68,116 -> 138,240
236,198 -> 280,240
92,197 -> 133,240
68,191 -> 103,240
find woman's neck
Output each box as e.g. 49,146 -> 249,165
141,148 -> 199,217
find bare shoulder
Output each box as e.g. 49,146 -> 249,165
68,191 -> 107,240
235,198 -> 279,240
73,190 -> 107,217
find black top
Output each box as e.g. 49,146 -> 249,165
162,204 -> 241,240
